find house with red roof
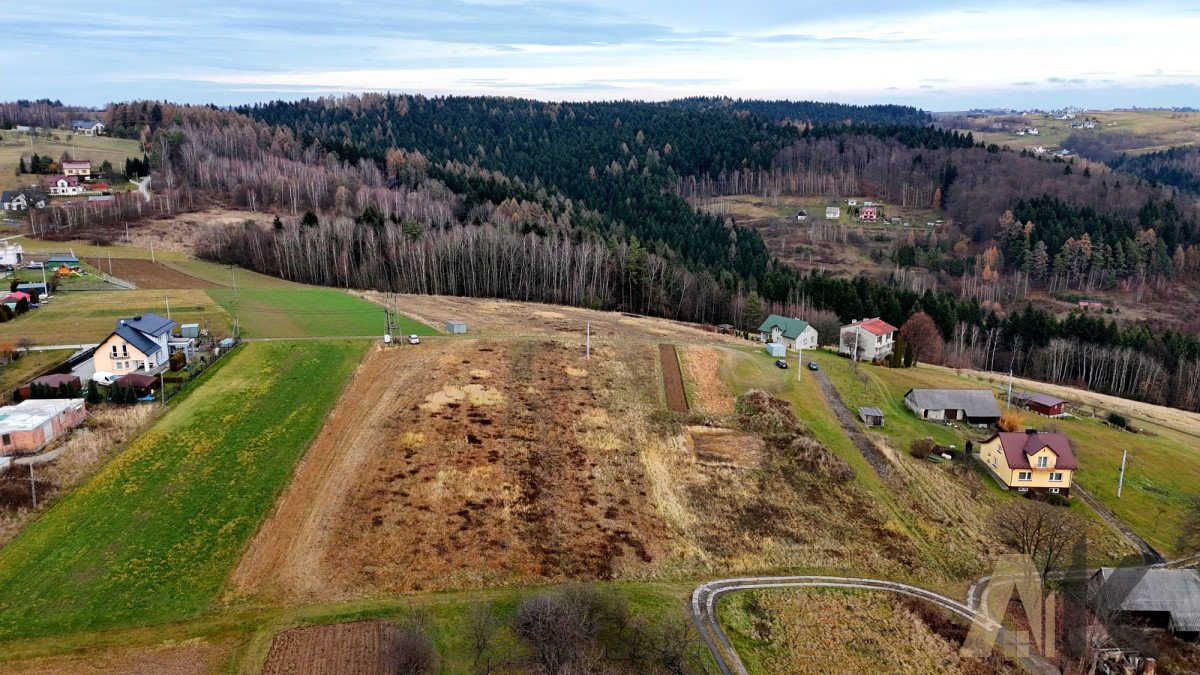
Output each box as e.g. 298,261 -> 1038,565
45,175 -> 83,196
977,429 -> 1076,496
839,317 -> 897,361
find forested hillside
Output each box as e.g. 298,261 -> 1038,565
663,97 -> 932,125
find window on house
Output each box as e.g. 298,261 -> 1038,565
121,343 -> 128,356
111,345 -> 118,357
1049,488 -> 1060,494
1050,472 -> 1063,482
1037,456 -> 1049,468
2,434 -> 9,445
1018,471 -> 1032,481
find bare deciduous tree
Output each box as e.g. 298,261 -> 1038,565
992,499 -> 1082,579
511,591 -> 594,674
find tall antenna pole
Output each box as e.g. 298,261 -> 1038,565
1117,449 -> 1128,498
1007,370 -> 1013,407
586,322 -> 591,359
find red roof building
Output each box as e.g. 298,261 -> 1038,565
847,317 -> 897,336
993,431 -> 1077,470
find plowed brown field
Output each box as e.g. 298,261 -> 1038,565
233,339 -> 670,602
86,258 -> 222,289
659,343 -> 689,412
262,620 -> 400,675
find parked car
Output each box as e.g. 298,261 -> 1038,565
807,362 -> 820,371
91,371 -> 118,386
774,359 -> 788,369
25,261 -> 44,269
407,334 -> 421,345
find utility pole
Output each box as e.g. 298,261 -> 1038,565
797,343 -> 802,381
124,221 -> 130,244
108,254 -> 112,276
29,464 -> 37,508
165,296 -> 171,319
586,322 -> 591,359
160,372 -> 166,407
150,243 -> 155,263
1117,449 -> 1128,498
1006,370 -> 1013,407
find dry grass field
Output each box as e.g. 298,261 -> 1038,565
233,339 -> 671,602
720,588 -> 1021,675
0,637 -> 233,675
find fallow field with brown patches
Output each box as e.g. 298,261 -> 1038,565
85,258 -> 222,289
234,338 -> 671,602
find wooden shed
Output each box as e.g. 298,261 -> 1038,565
859,406 -> 885,427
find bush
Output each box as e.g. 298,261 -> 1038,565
169,352 -> 186,372
1046,492 -> 1071,507
998,409 -> 1023,432
784,436 -> 856,482
1107,412 -> 1128,428
910,437 -> 938,459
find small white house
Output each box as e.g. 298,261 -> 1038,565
46,175 -> 83,196
70,119 -> 105,136
758,314 -> 818,351
839,317 -> 897,361
825,207 -> 841,220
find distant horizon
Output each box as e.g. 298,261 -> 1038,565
3,1 -> 1197,111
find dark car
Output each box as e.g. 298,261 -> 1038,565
774,359 -> 788,369
807,362 -> 820,371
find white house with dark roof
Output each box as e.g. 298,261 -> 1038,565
70,119 -> 105,136
93,313 -> 177,375
903,388 -> 1001,426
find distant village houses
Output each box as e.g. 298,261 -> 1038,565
61,160 -> 91,178
1,188 -> 47,211
825,206 -> 841,220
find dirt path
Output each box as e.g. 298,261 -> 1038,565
230,344 -> 439,601
659,343 -> 689,412
811,368 -> 897,482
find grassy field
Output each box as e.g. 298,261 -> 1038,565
0,133 -> 142,192
208,287 -> 437,338
0,289 -> 231,345
0,349 -> 74,394
0,340 -> 367,639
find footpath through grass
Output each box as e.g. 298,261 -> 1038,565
0,340 -> 367,639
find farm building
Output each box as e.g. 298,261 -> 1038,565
1089,567 -> 1200,640
1013,391 -> 1066,417
180,323 -> 200,338
839,317 -> 897,361
716,323 -> 734,335
859,407 -> 885,427
758,314 -> 818,350
903,388 -> 1001,426
0,398 -> 88,455
94,312 -> 178,375
977,430 -> 1075,495
18,373 -> 82,399
0,243 -> 23,266
795,210 -> 808,221
47,255 -> 80,266
825,206 -> 840,220
447,320 -> 467,334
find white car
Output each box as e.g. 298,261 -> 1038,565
407,334 -> 420,345
91,371 -> 118,386
25,261 -> 44,270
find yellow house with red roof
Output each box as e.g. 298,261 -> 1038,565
978,430 -> 1075,496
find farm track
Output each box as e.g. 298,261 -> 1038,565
659,343 -> 689,412
811,368 -> 897,482
1073,484 -> 1165,565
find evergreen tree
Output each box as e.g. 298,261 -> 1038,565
17,157 -> 26,174
741,291 -> 764,332
301,210 -> 319,227
903,341 -> 914,368
86,385 -> 102,405
272,214 -> 283,230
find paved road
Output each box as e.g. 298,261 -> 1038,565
691,575 -> 1058,675
810,367 -> 897,482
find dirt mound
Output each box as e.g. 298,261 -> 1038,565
262,620 -> 402,675
736,389 -> 805,439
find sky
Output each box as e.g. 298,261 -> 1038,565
3,0 -> 1199,111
